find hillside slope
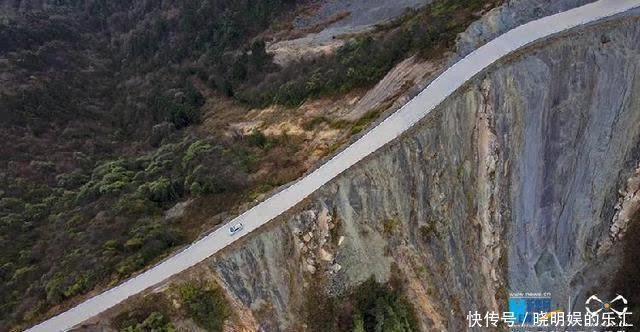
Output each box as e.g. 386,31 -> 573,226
3,0 -> 509,330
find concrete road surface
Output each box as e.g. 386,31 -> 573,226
26,0 -> 640,330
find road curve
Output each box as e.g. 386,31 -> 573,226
27,1 -> 640,331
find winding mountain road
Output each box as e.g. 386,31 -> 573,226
27,1 -> 640,330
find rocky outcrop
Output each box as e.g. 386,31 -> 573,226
456,0 -> 596,57
205,10 -> 640,332
267,0 -> 433,65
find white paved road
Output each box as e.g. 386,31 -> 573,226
26,1 -> 640,331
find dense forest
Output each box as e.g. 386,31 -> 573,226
0,1 -> 303,329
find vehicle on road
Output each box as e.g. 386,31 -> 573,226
228,223 -> 243,235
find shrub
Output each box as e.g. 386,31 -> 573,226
63,274 -> 89,298
44,274 -> 65,303
0,263 -> 15,282
124,238 -> 144,251
351,278 -> 417,332
75,181 -> 99,204
94,163 -> 135,196
129,223 -> 182,264
120,311 -> 176,332
382,219 -> 401,235
182,140 -> 212,168
114,197 -> 158,216
419,224 -> 436,240
246,129 -> 268,148
188,181 -> 205,197
146,177 -> 178,203
304,277 -> 418,332
0,197 -> 25,212
231,148 -> 258,173
169,103 -> 200,129
55,169 -> 89,189
102,240 -> 120,257
302,117 -> 329,131
23,203 -> 49,220
184,165 -> 212,195
98,180 -> 130,195
177,282 -> 230,332
11,265 -> 36,283
184,82 -> 205,108
350,108 -> 383,135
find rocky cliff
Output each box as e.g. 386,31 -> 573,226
205,9 -> 640,332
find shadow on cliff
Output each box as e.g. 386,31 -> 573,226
612,212 -> 640,326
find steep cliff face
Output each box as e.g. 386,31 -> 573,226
498,17 -> 640,305
206,12 -> 640,331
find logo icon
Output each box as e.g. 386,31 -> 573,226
585,294 -> 628,316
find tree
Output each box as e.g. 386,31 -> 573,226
169,103 -> 199,129
352,313 -> 365,332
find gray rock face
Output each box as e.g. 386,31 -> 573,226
294,0 -> 430,30
500,14 -> 640,305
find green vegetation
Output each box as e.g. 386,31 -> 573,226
120,312 -> 176,332
0,128 -> 306,329
115,281 -> 229,332
176,282 -> 230,332
383,218 -> 402,235
418,224 -> 437,240
246,129 -> 269,149
305,277 -> 418,332
0,136 -> 251,329
114,292 -> 177,332
349,109 -> 385,135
